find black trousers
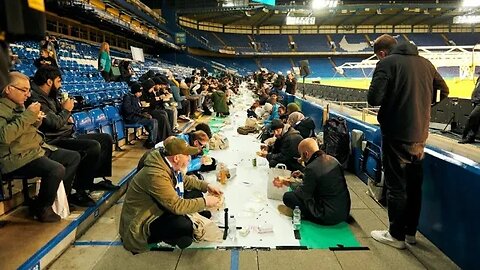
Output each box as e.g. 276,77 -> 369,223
283,191 -> 310,218
463,103 -> 480,140
150,109 -> 173,142
8,148 -> 81,207
52,133 -> 113,191
148,212 -> 193,244
179,100 -> 191,117
382,137 -> 425,241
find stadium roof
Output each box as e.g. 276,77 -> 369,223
169,0 -> 479,27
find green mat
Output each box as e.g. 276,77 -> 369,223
208,117 -> 227,134
299,221 -> 360,249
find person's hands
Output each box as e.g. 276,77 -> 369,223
62,98 -> 74,112
205,195 -> 220,207
291,170 -> 304,178
207,184 -> 223,196
201,156 -> 213,165
37,111 -> 46,121
27,102 -> 41,115
257,150 -> 268,158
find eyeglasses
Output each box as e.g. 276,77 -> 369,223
10,85 -> 30,94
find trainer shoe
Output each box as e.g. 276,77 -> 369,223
405,234 -> 417,245
371,230 -> 406,249
277,204 -> 293,217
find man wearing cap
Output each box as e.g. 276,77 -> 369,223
121,82 -> 158,148
153,75 -> 179,132
141,78 -> 173,142
258,119 -> 304,171
120,137 -> 222,253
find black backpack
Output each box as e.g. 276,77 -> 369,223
323,117 -> 350,165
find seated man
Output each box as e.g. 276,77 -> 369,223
0,72 -> 80,222
120,137 -> 222,253
287,112 -> 316,139
28,66 -> 117,208
140,78 -> 173,142
211,85 -> 229,117
258,119 -> 304,172
122,82 -> 158,148
282,138 -> 351,225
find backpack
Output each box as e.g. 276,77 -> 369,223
323,117 -> 350,165
237,126 -> 256,135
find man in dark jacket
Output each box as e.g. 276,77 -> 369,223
122,82 -> 158,148
259,119 -> 304,172
368,34 -> 449,249
28,66 -> 117,208
282,138 -> 350,225
285,72 -> 297,95
459,74 -> 480,144
141,78 -> 173,142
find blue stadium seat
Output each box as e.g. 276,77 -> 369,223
103,105 -> 126,149
72,111 -> 96,134
89,108 -> 113,137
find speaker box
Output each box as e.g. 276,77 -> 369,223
0,0 -> 46,41
299,60 -> 310,77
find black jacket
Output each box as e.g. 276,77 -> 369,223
27,82 -> 73,142
293,117 -> 316,139
368,42 -> 449,143
285,77 -> 297,95
294,151 -> 351,225
34,56 -> 58,69
121,93 -> 145,123
267,127 -> 304,172
472,76 -> 480,105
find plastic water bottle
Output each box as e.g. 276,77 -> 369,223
293,206 -> 301,230
229,215 -> 237,241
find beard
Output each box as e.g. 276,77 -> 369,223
180,165 -> 188,176
49,84 -> 60,98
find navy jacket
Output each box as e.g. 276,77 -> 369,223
121,93 -> 145,123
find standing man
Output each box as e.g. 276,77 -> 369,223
368,34 -> 449,249
458,74 -> 480,144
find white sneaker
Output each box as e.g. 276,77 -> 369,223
371,230 -> 406,249
405,235 -> 417,245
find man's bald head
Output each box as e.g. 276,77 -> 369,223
298,138 -> 320,162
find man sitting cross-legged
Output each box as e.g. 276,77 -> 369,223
281,138 -> 351,225
120,137 -> 222,253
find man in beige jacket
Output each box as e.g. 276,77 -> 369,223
120,137 -> 222,253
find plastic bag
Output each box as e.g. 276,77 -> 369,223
53,181 -> 70,219
267,164 -> 291,200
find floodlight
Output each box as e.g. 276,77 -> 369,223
312,0 -> 338,10
453,15 -> 480,24
462,0 -> 480,7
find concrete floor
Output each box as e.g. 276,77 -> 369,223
49,169 -> 459,270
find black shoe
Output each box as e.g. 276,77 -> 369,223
35,206 -> 61,223
165,236 -> 193,249
458,137 -> 475,144
92,179 -> 120,191
68,191 -> 96,207
143,141 -> 155,149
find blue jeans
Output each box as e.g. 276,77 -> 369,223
137,118 -> 158,143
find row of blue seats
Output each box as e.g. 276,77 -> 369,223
72,106 -> 143,149
68,89 -> 128,107
63,81 -> 127,91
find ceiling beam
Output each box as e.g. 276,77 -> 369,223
373,11 -> 405,26
254,11 -> 275,27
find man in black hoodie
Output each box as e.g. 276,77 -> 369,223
368,34 -> 449,249
459,74 -> 480,144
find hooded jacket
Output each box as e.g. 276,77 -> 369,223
368,42 -> 449,143
293,117 -> 316,139
119,150 -> 208,253
471,76 -> 480,105
267,126 -> 304,171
